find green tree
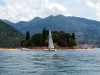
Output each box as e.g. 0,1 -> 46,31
21,39 -> 32,47
23,30 -> 77,48
58,31 -> 68,46
42,28 -> 46,46
72,33 -> 75,39
68,33 -> 76,47
21,31 -> 31,47
21,39 -> 26,47
69,38 -> 76,47
31,33 -> 42,46
26,31 -> 30,40
24,40 -> 32,47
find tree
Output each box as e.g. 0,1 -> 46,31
31,33 -> 43,46
24,40 -> 32,47
26,31 -> 30,40
42,28 -> 46,46
21,39 -> 32,47
69,38 -> 76,47
72,33 -> 75,39
68,33 -> 76,47
21,39 -> 26,47
22,30 -> 77,48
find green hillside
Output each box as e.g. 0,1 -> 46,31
0,20 -> 24,48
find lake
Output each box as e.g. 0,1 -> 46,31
0,48 -> 100,75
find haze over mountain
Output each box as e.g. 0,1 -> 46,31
3,15 -> 100,47
0,20 -> 24,47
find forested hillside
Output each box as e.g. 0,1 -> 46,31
0,20 -> 24,47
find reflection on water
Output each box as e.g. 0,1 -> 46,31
0,48 -> 100,75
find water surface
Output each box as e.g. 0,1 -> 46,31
0,48 -> 100,75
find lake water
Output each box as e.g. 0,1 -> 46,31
0,48 -> 100,75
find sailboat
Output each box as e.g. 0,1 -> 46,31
45,30 -> 56,51
20,48 -> 30,51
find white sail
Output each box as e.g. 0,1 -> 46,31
48,30 -> 54,49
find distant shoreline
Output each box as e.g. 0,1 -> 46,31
0,48 -> 94,50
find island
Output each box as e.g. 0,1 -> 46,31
20,28 -> 93,50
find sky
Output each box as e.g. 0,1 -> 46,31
0,0 -> 99,22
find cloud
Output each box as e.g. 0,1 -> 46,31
0,0 -> 71,22
86,0 -> 100,20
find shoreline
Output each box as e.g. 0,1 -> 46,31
0,48 -> 94,50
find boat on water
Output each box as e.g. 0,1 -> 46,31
45,30 -> 56,51
20,48 -> 30,51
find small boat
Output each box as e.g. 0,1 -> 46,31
45,30 -> 56,51
20,48 -> 30,51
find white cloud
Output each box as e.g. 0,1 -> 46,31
0,0 -> 71,22
86,0 -> 100,20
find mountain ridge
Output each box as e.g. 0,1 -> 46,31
2,15 -> 100,47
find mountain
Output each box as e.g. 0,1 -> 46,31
0,20 -> 24,47
3,15 -> 100,47
3,17 -> 43,34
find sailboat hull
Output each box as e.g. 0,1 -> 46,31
20,48 -> 30,51
44,49 -> 56,51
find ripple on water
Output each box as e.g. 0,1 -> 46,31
0,49 -> 100,75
